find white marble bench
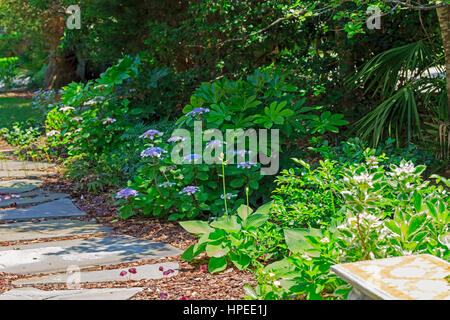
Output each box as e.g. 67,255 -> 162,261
331,254 -> 450,300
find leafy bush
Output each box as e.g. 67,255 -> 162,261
115,131 -> 264,220
115,68 -> 348,220
179,151 -> 448,300
309,137 -> 442,174
42,56 -> 145,192
180,202 -> 272,273
247,157 -> 449,300
0,120 -> 42,146
271,158 -> 343,229
179,68 -> 347,140
0,57 -> 19,88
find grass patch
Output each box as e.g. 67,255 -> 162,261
0,97 -> 41,128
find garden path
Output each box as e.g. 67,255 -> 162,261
0,158 -> 181,300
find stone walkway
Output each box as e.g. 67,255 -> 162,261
0,159 -> 181,300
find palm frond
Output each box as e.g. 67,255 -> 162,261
354,86 -> 421,146
347,41 -> 434,98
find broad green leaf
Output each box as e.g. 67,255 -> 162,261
243,285 -> 258,300
230,253 -> 251,270
384,220 -> 401,236
208,256 -> 227,274
244,213 -> 269,229
179,220 -> 214,235
206,243 -> 229,258
284,229 -> 315,254
211,215 -> 241,233
408,214 -> 427,236
254,202 -> 272,216
237,204 -> 253,221
181,245 -> 195,261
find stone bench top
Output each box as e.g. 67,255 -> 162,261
331,254 -> 450,300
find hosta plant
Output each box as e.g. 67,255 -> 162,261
179,202 -> 272,273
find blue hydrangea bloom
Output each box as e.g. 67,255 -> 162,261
141,147 -> 167,158
179,186 -> 200,196
139,129 -> 163,140
186,108 -> 210,117
116,188 -> 138,199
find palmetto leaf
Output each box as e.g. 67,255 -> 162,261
348,41 -> 442,146
354,86 -> 421,146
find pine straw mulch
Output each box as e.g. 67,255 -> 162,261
0,175 -> 257,300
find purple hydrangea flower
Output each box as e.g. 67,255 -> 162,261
139,129 -> 163,140
237,162 -> 258,169
186,108 -> 210,117
116,188 -> 139,199
167,136 -> 186,143
141,147 -> 167,158
179,186 -> 200,196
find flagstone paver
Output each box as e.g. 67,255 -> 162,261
0,160 -> 55,171
0,157 -> 182,300
0,170 -> 52,178
0,198 -> 86,221
0,179 -> 42,194
0,287 -> 144,300
13,262 -> 179,285
0,219 -> 113,242
0,235 -> 182,274
0,190 -> 69,208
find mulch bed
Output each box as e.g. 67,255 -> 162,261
0,174 -> 257,300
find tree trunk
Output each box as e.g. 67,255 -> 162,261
43,51 -> 80,89
437,4 -> 450,116
42,14 -> 81,90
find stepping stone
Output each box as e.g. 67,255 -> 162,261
0,170 -> 51,178
0,198 -> 86,222
14,262 -> 179,285
0,287 -> 143,300
0,190 -> 69,208
0,160 -> 54,171
0,235 -> 182,274
0,179 -> 42,194
0,219 -> 113,242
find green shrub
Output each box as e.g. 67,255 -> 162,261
43,56 -> 144,192
0,57 -> 18,88
247,158 -> 449,300
115,68 -> 348,220
271,158 -> 343,229
0,120 -> 42,147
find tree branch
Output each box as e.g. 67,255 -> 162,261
386,0 -> 448,11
